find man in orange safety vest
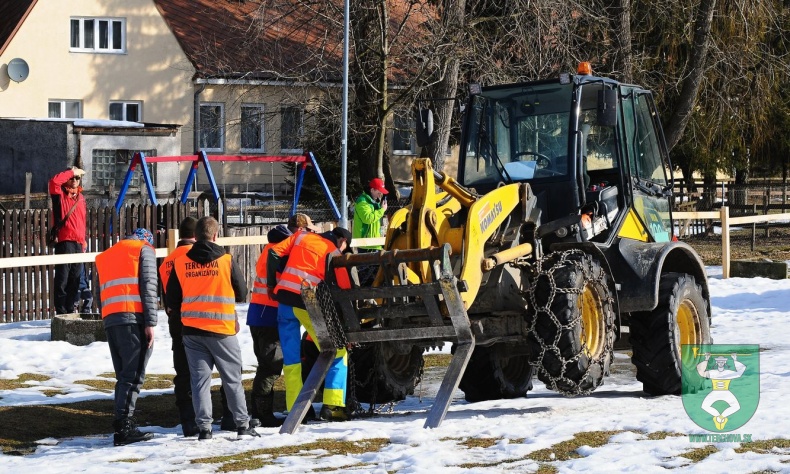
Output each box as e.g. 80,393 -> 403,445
96,227 -> 158,446
268,225 -> 352,422
166,216 -> 257,440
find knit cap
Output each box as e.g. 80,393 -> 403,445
129,228 -> 154,246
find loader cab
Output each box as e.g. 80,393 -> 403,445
458,66 -> 674,246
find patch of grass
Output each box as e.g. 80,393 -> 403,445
0,373 -> 51,390
536,465 -> 559,474
458,437 -> 500,449
315,464 -> 376,472
73,379 -> 114,392
443,437 -> 528,469
646,431 -> 684,440
735,438 -> 790,454
192,438 -> 390,472
680,445 -> 718,462
528,431 -> 623,462
41,389 -> 67,397
423,353 -> 451,369
141,374 -> 176,390
113,458 -> 144,463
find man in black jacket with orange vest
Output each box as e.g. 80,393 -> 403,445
166,216 -> 258,440
159,216 -> 200,436
96,227 -> 158,446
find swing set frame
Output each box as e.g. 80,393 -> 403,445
113,150 -> 341,221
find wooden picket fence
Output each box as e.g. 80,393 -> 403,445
0,201 -> 198,323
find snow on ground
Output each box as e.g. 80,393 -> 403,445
1,267 -> 789,473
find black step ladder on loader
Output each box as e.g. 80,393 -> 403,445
279,244 -> 476,434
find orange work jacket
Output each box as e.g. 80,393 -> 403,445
96,240 -> 146,318
159,244 -> 192,296
173,253 -> 236,335
272,232 -> 351,297
251,242 -> 278,307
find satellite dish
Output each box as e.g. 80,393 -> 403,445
7,58 -> 29,82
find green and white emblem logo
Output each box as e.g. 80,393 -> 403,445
682,344 -> 759,432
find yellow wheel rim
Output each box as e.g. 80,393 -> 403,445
676,299 -> 700,356
580,283 -> 605,358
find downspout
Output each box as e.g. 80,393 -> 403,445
76,129 -> 83,169
193,82 -> 206,153
192,81 -> 206,192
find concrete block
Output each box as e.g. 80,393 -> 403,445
730,259 -> 789,280
51,313 -> 106,346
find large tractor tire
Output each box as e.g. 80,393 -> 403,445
457,343 -> 533,402
300,335 -> 423,404
630,272 -> 711,395
349,341 -> 424,404
528,251 -> 616,395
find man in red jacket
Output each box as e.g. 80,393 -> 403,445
49,166 -> 87,314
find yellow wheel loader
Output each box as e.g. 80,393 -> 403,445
281,64 -> 712,433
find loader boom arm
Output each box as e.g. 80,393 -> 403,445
387,158 -> 525,308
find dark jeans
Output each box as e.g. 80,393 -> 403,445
249,326 -> 283,418
106,323 -> 152,421
54,241 -> 83,314
72,264 -> 94,313
169,315 -> 194,420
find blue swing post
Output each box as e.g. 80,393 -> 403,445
307,151 -> 341,221
114,152 -> 157,212
180,150 -> 220,204
289,152 -> 341,221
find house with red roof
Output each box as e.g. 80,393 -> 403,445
0,0 -> 432,197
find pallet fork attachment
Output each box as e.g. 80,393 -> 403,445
279,244 -> 475,433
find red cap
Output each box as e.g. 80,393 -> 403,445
368,177 -> 388,194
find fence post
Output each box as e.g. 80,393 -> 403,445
25,172 -> 32,210
721,206 -> 730,279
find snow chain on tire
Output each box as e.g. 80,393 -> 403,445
526,249 -> 615,396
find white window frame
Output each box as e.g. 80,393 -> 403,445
199,103 -> 225,152
280,106 -> 304,153
392,110 -> 416,155
70,17 -> 126,53
109,101 -> 142,122
91,149 -> 157,189
48,100 -> 82,119
240,104 -> 265,153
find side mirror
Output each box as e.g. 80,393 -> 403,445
597,89 -> 617,127
415,108 -> 434,147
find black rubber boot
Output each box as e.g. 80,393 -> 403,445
113,418 -> 154,446
179,406 -> 199,437
254,392 -> 283,427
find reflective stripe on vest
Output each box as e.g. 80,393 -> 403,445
250,242 -> 278,307
96,240 -> 146,318
159,244 -> 192,295
273,232 -> 344,297
173,253 -> 236,335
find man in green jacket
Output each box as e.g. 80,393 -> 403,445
352,177 -> 388,250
